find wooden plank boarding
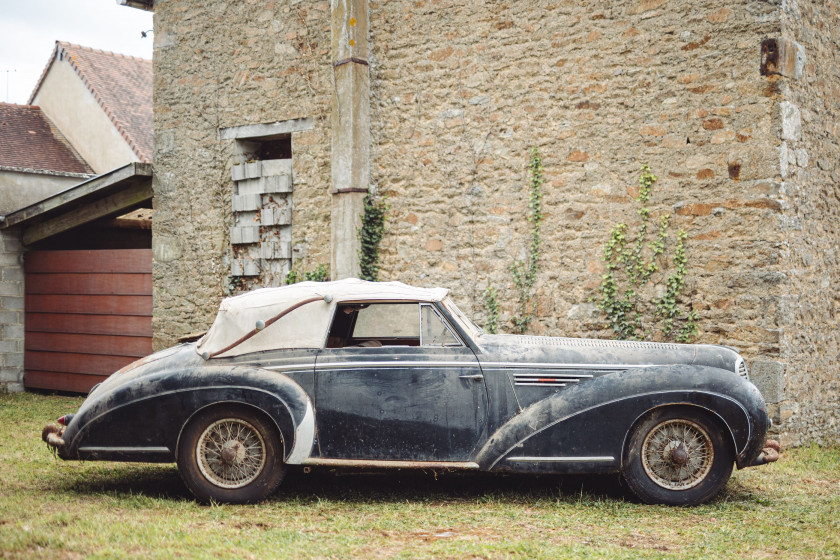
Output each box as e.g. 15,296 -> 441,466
25,273 -> 152,296
26,313 -> 152,337
26,351 -> 139,376
24,249 -> 154,393
24,249 -> 152,274
24,371 -> 110,394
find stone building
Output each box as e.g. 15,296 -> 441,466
134,0 -> 838,445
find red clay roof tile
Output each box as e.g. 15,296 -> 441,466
29,42 -> 153,163
0,103 -> 93,174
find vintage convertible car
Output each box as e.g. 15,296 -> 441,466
43,279 -> 779,505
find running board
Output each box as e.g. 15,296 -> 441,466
301,458 -> 480,470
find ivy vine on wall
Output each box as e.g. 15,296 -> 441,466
285,263 -> 329,284
483,146 -> 544,334
359,194 -> 387,281
595,164 -> 698,342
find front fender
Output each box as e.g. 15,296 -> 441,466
475,365 -> 769,472
61,366 -> 314,464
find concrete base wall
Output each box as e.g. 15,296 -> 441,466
0,229 -> 24,393
0,170 -> 83,215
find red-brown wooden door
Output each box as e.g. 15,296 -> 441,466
24,249 -> 153,393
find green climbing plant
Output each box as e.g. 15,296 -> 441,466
358,194 -> 387,281
285,263 -> 329,284
596,164 -> 698,342
482,146 -> 544,334
482,285 -> 500,334
510,146 -> 544,334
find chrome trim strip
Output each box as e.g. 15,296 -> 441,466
311,360 -> 650,372
480,362 -> 650,370
514,372 -> 590,379
315,361 -> 480,370
301,458 -> 480,469
264,364 -> 316,372
506,456 -> 615,463
515,382 -> 568,387
79,446 -> 170,453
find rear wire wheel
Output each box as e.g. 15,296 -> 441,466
623,407 -> 734,506
178,405 -> 285,503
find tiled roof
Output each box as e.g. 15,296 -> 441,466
29,42 -> 153,163
0,103 -> 93,174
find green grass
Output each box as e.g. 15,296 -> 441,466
1,392 -> 838,559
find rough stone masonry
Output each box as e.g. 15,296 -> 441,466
150,0 -> 839,445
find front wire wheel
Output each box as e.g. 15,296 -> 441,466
178,405 -> 285,504
641,419 -> 714,491
623,408 -> 734,506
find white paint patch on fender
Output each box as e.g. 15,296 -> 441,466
286,401 -> 315,464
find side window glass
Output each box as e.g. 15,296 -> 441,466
353,304 -> 419,338
326,303 -> 420,348
421,305 -> 461,347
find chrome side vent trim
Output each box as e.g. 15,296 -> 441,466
736,358 -> 749,380
513,371 -> 594,387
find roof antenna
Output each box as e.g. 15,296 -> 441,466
3,68 -> 16,103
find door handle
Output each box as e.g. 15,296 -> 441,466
459,374 -> 484,381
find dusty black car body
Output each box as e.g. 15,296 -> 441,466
44,279 -> 778,505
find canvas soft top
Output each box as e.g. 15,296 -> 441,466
196,278 -> 449,357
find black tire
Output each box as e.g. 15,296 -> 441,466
622,407 -> 734,506
177,405 -> 286,504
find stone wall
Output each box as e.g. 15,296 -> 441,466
369,3 -> 785,353
0,229 -> 24,393
777,0 -> 840,444
152,1 -> 334,345
152,0 -> 838,443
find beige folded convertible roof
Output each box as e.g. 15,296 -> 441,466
197,278 -> 449,357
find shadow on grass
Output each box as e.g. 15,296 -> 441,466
54,464 -> 192,502
279,468 -> 629,505
53,462 -> 630,505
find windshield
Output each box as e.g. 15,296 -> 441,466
440,297 -> 483,339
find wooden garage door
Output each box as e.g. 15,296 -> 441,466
24,249 -> 153,393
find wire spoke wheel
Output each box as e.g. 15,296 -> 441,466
196,418 -> 267,489
641,418 -> 714,490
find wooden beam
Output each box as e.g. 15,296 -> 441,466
22,180 -> 152,245
3,162 -> 152,229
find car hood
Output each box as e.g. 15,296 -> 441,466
474,334 -> 743,375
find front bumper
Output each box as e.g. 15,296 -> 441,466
751,439 -> 781,466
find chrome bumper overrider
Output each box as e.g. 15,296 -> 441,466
752,439 -> 781,466
42,423 -> 66,450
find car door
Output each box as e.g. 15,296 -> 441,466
314,302 -> 488,461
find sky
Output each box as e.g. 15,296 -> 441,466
0,0 -> 153,104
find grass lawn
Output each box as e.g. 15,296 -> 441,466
1,392 -> 838,559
